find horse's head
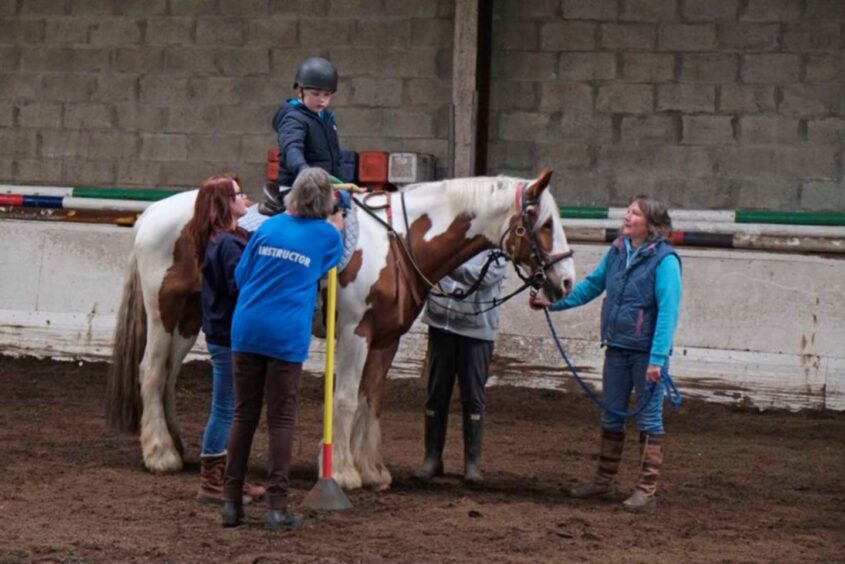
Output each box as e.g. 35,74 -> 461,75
501,170 -> 575,303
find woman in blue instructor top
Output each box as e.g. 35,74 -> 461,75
220,167 -> 344,532
530,194 -> 682,514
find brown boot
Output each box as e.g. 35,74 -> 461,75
198,453 -> 255,505
622,431 -> 664,513
570,429 -> 625,499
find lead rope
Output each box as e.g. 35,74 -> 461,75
541,301 -> 682,418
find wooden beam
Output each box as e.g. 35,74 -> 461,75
451,0 -> 480,177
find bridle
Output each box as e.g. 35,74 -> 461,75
351,181 -> 573,305
499,182 -> 574,292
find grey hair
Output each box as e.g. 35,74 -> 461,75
285,167 -> 334,219
629,194 -> 672,238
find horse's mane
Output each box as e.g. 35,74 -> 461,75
442,175 -> 557,233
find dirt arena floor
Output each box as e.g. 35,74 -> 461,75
1,356 -> 843,563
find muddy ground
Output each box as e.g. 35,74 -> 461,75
0,356 -> 843,563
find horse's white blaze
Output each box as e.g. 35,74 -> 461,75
542,190 -> 577,291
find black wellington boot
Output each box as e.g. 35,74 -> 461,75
265,508 -> 304,531
463,412 -> 484,485
220,500 -> 245,527
413,409 -> 448,481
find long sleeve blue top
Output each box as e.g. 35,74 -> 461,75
231,213 -> 342,362
550,238 -> 682,367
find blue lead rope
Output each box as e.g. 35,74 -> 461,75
543,309 -> 682,418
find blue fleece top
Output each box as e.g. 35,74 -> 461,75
201,230 -> 248,347
231,213 -> 343,362
550,238 -> 682,367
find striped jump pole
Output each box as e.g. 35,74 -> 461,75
0,194 -> 150,213
1,184 -> 181,201
302,267 -> 352,511
565,227 -> 845,254
561,218 -> 845,238
0,184 -> 184,221
560,206 -> 845,227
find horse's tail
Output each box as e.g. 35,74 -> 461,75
105,249 -> 146,434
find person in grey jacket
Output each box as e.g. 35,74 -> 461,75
414,250 -> 507,485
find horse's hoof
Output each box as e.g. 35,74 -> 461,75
144,448 -> 183,473
360,466 -> 392,491
333,469 -> 363,491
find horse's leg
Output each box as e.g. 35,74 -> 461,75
163,330 -> 199,459
328,324 -> 368,490
138,313 -> 183,473
351,339 -> 400,491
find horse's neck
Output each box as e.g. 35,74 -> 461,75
399,182 -> 507,284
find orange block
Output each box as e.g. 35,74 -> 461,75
358,151 -> 389,184
266,148 -> 281,182
266,160 -> 279,182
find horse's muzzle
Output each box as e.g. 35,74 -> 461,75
542,275 -> 570,303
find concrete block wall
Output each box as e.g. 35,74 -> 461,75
0,0 -> 454,194
488,0 -> 845,210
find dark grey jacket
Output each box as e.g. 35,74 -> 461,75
272,99 -> 341,186
421,251 -> 507,342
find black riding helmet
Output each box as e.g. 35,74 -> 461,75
293,57 -> 338,93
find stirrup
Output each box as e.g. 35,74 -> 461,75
258,181 -> 290,216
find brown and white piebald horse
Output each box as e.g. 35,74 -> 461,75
105,171 -> 575,490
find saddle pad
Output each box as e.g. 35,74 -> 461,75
238,204 -> 269,232
238,203 -> 359,272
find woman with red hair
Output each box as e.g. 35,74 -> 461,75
189,174 -> 265,505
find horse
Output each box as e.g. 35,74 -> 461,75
105,170 -> 576,491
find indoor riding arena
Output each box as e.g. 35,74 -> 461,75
1,1 -> 843,563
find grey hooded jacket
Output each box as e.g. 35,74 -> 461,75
421,251 -> 507,342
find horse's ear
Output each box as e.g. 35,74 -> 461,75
527,169 -> 553,200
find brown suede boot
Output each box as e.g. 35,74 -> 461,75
570,429 -> 625,499
198,453 -> 257,505
622,431 -> 664,513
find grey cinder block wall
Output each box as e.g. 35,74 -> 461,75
0,0 -> 842,211
488,0 -> 844,210
0,0 -> 454,193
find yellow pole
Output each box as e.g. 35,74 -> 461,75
321,267 -> 337,477
303,265 -> 351,509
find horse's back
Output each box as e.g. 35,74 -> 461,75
134,190 -> 198,252
131,190 -> 199,307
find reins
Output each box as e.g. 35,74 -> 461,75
351,192 -> 460,298
541,305 -> 683,418
351,187 -> 682,420
351,182 -> 573,305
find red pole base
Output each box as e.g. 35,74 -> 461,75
322,442 -> 332,479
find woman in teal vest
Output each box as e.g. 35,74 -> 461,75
531,195 -> 682,513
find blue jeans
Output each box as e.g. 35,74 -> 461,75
201,342 -> 235,455
600,347 -> 666,433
